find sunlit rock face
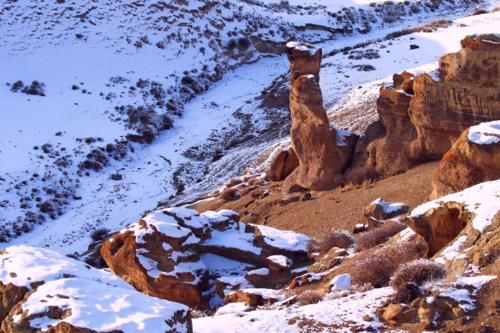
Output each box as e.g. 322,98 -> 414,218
367,34 -> 500,176
429,120 -> 500,199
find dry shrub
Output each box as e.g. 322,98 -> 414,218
469,8 -> 489,16
307,230 -> 355,254
351,241 -> 426,287
355,221 -> 406,251
343,166 -> 378,186
390,259 -> 447,303
296,290 -> 323,305
220,188 -> 241,201
90,227 -> 111,242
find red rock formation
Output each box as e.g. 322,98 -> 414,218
283,42 -> 353,191
367,34 -> 500,175
430,120 -> 500,199
267,148 -> 299,181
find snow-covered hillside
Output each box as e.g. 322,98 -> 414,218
1,0 -> 498,253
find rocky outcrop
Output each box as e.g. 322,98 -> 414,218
101,207 -> 311,309
367,34 -> 500,176
430,120 -> 500,199
381,180 -> 500,331
407,179 -> 499,257
282,42 -> 355,191
0,245 -> 192,333
267,148 -> 299,181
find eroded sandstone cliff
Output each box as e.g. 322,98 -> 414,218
367,34 -> 500,175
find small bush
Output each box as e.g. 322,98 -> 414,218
220,188 -> 241,201
308,230 -> 355,254
355,221 -> 406,251
391,259 -> 446,303
351,241 -> 426,287
90,228 -> 111,241
343,167 -> 378,186
296,290 -> 323,305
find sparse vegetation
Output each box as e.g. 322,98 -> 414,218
90,227 -> 111,242
350,240 -> 427,287
308,230 -> 355,254
390,259 -> 447,302
355,221 -> 407,251
296,290 -> 323,305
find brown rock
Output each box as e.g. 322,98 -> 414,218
100,211 -> 211,308
283,42 -> 350,191
101,207 -> 311,309
224,289 -> 282,307
429,121 -> 500,199
267,148 -> 299,182
363,198 -> 409,222
0,283 -> 29,323
367,34 -> 500,176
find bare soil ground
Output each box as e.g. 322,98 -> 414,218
194,161 -> 438,238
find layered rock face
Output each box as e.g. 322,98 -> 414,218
430,120 -> 500,199
0,245 -> 192,333
101,207 -> 311,309
282,42 -> 354,190
367,34 -> 500,175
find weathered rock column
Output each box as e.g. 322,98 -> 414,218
283,42 -> 345,191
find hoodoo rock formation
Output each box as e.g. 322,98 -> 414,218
429,120 -> 500,199
281,42 -> 355,191
101,207 -> 311,309
367,34 -> 500,175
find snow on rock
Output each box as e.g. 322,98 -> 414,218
255,225 -> 310,253
266,255 -> 292,269
410,179 -> 500,233
0,245 -> 127,289
0,245 -> 192,333
364,197 -> 409,222
9,278 -> 191,333
330,273 -> 352,291
194,287 -> 393,333
467,120 -> 500,145
437,275 -> 497,312
101,207 -> 311,308
435,235 -> 468,264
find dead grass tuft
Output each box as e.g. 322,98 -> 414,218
350,241 -> 427,287
390,259 -> 447,303
307,230 -> 355,254
355,221 -> 406,252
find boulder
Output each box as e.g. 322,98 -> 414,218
283,42 -> 351,191
429,121 -> 500,199
224,288 -> 284,307
101,207 -> 312,309
367,34 -> 500,176
364,198 -> 409,222
267,148 -> 299,182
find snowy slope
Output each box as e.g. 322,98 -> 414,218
1,0 -> 497,252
